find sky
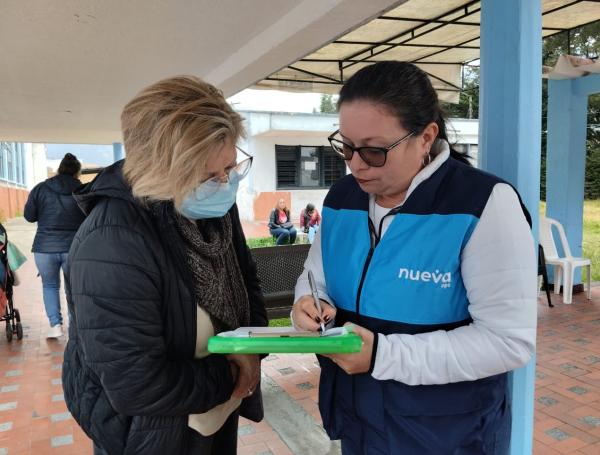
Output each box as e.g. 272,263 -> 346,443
228,89 -> 323,113
45,89 -> 324,166
45,143 -> 114,167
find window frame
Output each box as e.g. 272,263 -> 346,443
275,144 -> 346,190
0,142 -> 27,187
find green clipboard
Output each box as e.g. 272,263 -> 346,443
207,326 -> 362,354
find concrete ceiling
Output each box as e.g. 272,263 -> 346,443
0,0 -> 403,144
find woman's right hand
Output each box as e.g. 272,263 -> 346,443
291,295 -> 336,331
226,354 -> 261,399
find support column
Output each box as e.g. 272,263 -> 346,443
113,142 -> 124,162
546,74 -> 600,279
479,1 -> 541,454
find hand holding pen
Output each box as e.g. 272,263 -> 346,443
291,271 -> 337,332
308,270 -> 326,332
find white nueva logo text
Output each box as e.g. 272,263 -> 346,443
398,268 -> 452,289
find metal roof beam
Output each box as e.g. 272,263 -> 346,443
413,37 -> 481,63
301,58 -> 466,64
543,0 -> 588,17
378,16 -> 480,27
288,65 -> 342,83
334,40 -> 479,49
341,1 -> 481,70
265,77 -> 340,85
272,0 -> 597,94
421,70 -> 462,91
378,15 -> 579,32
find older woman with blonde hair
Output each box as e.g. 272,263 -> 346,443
62,76 -> 267,455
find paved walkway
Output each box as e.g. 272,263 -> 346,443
0,217 -> 598,454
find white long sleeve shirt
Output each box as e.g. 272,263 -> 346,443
294,146 -> 537,385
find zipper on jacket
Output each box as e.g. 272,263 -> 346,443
354,218 -> 376,319
354,207 -> 402,318
351,208 -> 402,420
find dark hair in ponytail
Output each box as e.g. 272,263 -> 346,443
337,61 -> 471,166
58,153 -> 82,176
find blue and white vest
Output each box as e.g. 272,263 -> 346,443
318,157 -> 526,454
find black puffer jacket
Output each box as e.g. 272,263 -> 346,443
24,174 -> 85,252
62,161 -> 267,454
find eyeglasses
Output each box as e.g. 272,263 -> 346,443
203,146 -> 253,186
193,146 -> 253,201
328,130 -> 415,167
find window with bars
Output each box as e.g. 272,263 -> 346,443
275,145 -> 346,189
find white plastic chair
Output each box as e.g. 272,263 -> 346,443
539,216 -> 592,304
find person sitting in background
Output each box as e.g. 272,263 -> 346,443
300,203 -> 321,243
268,199 -> 296,245
24,153 -> 85,338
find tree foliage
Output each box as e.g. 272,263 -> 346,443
441,66 -> 479,119
319,94 -> 337,113
584,94 -> 600,199
541,22 -> 600,200
441,22 -> 600,199
543,22 -> 600,66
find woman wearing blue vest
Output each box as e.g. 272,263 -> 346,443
291,61 -> 537,454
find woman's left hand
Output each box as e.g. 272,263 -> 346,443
323,323 -> 375,375
227,354 -> 261,399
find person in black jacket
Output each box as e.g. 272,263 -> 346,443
24,153 -> 85,338
62,76 -> 267,455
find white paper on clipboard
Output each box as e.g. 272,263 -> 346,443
218,326 -> 348,338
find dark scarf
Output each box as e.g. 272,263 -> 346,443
151,202 -> 250,333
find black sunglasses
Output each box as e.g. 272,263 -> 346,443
328,130 -> 415,167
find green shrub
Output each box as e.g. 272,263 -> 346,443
268,317 -> 292,327
246,237 -> 275,248
246,235 -> 309,248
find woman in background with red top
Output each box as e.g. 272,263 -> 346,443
268,198 -> 296,245
300,203 -> 321,243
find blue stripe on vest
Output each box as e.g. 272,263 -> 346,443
322,208 -> 478,325
321,206 -> 371,311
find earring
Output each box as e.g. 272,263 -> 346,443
422,152 -> 432,167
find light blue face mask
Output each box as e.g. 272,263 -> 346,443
178,178 -> 240,220
178,147 -> 253,220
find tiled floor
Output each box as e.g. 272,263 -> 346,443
0,252 -> 89,455
0,217 -> 599,454
533,289 -> 600,455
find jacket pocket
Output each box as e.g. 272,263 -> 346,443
381,375 -> 507,454
382,379 -> 485,417
125,416 -> 187,455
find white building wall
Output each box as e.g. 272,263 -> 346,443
28,143 -> 49,189
235,135 -> 258,222
237,111 -> 480,222
243,134 -> 334,222
14,143 -> 47,191
447,119 -> 479,164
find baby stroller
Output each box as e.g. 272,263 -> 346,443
0,223 -> 23,341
